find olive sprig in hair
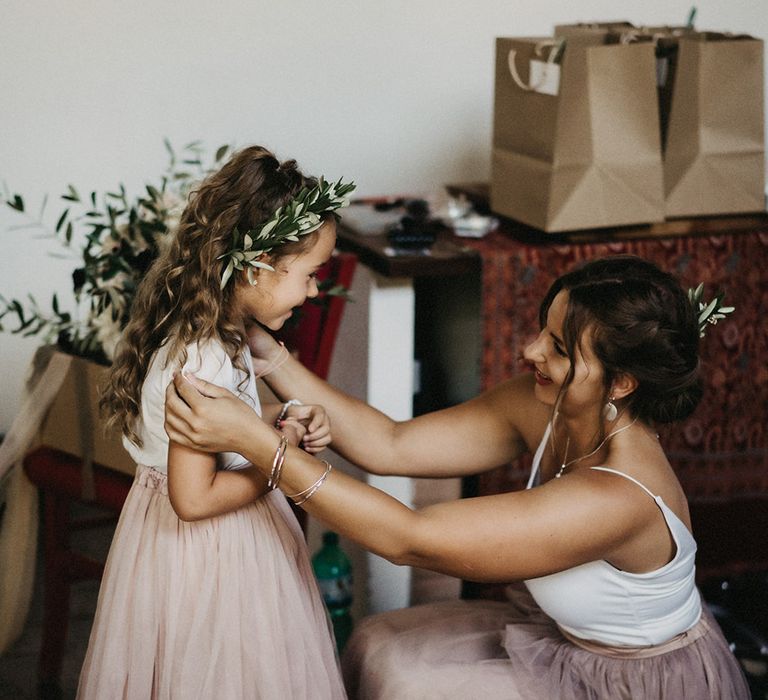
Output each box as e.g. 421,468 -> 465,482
688,283 -> 735,338
218,177 -> 356,289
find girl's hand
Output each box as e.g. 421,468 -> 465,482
279,417 -> 308,448
281,404 -> 332,454
165,372 -> 270,453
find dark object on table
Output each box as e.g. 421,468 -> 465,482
373,197 -> 407,212
387,199 -> 445,250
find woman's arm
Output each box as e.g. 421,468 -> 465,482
284,455 -> 652,581
166,441 -> 270,521
166,375 -> 654,579
260,403 -> 283,427
187,332 -> 547,478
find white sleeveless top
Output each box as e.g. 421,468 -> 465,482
523,424 -> 702,646
123,338 -> 261,474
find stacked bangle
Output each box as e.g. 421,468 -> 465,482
286,460 -> 333,506
268,434 -> 288,490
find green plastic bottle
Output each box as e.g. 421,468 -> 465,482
312,531 -> 353,652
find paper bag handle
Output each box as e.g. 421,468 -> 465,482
507,39 -> 563,91
618,28 -> 686,44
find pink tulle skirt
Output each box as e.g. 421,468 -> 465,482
78,466 -> 346,699
341,586 -> 749,699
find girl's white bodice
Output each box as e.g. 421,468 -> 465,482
123,339 -> 261,473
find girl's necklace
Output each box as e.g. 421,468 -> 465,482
554,418 -> 638,479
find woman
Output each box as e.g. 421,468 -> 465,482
164,255 -> 748,698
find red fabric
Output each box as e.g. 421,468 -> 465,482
24,446 -> 133,511
274,252 -> 357,380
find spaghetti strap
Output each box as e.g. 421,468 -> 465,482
590,466 -> 658,500
527,423 -> 552,489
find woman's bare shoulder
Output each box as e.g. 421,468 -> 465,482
482,373 -> 551,451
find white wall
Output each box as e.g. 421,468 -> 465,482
1,0 -> 765,430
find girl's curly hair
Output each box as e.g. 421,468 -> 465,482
101,145 -> 320,445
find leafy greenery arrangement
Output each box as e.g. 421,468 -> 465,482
0,142 -> 229,363
0,141 -> 352,364
688,282 -> 736,338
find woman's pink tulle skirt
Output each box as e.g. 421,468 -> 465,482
342,586 -> 749,699
78,466 -> 346,699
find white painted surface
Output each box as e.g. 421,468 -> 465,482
322,264 -> 415,614
2,1 -> 765,432
365,273 -> 415,613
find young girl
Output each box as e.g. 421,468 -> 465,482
77,146 -> 353,699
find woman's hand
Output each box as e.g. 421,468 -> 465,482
281,403 -> 331,454
165,372 -> 269,454
245,323 -> 284,376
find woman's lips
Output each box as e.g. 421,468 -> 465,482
534,368 -> 552,385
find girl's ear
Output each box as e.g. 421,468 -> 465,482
242,255 -> 275,286
239,268 -> 258,287
611,373 -> 638,401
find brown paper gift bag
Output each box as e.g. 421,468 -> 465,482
663,33 -> 765,217
491,37 -> 665,232
37,350 -> 135,481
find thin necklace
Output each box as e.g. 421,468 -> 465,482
554,418 -> 638,479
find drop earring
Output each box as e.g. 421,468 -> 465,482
603,397 -> 618,422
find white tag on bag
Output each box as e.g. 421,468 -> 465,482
529,59 -> 560,96
656,57 -> 669,87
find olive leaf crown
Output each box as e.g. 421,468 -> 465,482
688,283 -> 735,338
219,177 -> 356,289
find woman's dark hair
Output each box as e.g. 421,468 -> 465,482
539,255 -> 702,424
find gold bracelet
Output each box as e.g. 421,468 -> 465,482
254,343 -> 290,379
268,434 -> 288,490
287,460 -> 333,506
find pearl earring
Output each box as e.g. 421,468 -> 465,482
603,397 -> 618,421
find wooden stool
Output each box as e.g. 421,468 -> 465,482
23,447 -> 133,693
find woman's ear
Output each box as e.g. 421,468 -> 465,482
611,373 -> 638,401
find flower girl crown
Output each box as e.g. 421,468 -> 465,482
688,283 -> 735,338
219,177 -> 355,288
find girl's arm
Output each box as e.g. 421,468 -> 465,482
164,338 -> 314,520
166,414 -> 309,521
166,441 -> 270,521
